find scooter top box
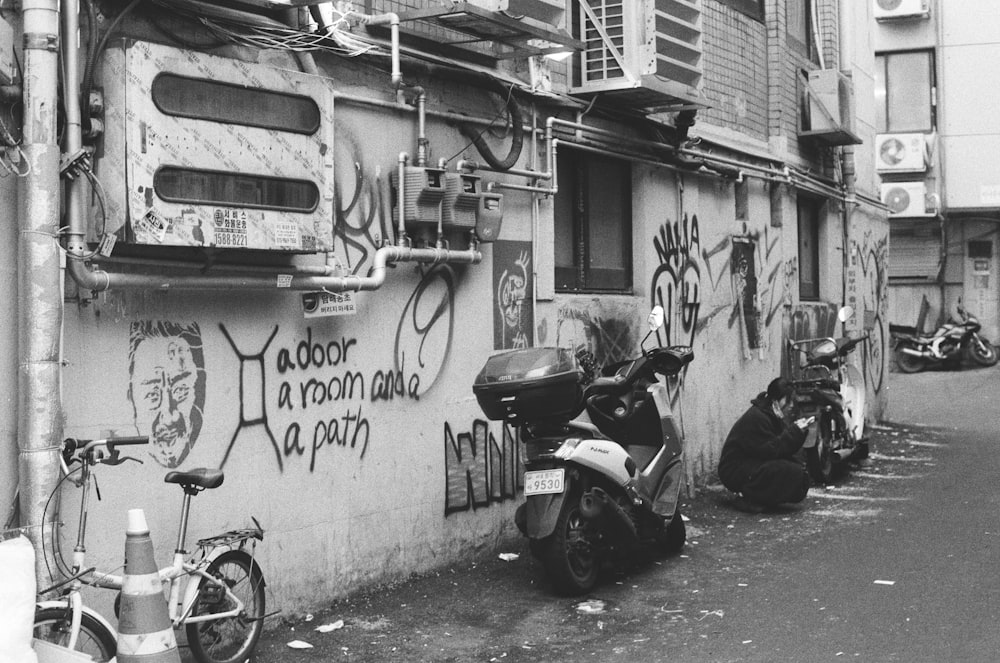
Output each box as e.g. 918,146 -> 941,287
474,347 -> 584,422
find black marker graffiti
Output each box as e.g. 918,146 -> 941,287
444,420 -> 520,515
218,324 -> 281,470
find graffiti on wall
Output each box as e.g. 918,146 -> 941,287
219,324 -> 282,470
849,230 -> 889,394
332,138 -> 391,274
394,264 -> 457,398
651,213 -> 703,347
127,321 -> 206,468
444,420 -> 520,515
555,304 -> 634,368
731,236 -> 762,349
493,241 -> 533,350
215,268 -> 455,476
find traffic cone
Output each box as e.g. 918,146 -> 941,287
116,508 -> 181,663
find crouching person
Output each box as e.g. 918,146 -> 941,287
718,377 -> 813,512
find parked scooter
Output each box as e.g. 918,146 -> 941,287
786,306 -> 869,483
890,300 -> 998,373
473,307 -> 693,595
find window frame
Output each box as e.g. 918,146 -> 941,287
874,49 -> 936,133
785,0 -> 817,63
797,194 -> 822,301
554,149 -> 633,294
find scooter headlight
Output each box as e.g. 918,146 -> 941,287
554,437 -> 582,460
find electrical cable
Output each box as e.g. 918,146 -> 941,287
40,463 -> 84,582
442,82 -> 517,166
81,0 -> 144,136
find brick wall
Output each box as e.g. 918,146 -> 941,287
700,1 -> 770,140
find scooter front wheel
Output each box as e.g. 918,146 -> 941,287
966,336 -> 999,367
540,490 -> 600,596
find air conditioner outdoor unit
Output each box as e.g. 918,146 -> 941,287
874,0 -> 929,21
799,69 -> 862,146
465,0 -> 566,26
876,133 -> 927,174
881,182 -> 929,217
569,0 -> 703,112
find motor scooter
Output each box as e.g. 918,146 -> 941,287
473,307 -> 693,595
890,299 -> 998,373
786,305 -> 868,483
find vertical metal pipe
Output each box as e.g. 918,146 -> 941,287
18,0 -> 65,584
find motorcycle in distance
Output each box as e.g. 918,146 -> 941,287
890,299 -> 999,373
786,305 -> 869,484
473,306 -> 693,595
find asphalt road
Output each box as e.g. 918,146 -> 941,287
229,364 -> 1000,663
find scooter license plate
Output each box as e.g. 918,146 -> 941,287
524,469 -> 564,496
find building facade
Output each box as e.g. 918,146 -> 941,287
2,0 -> 887,613
876,0 -> 1000,340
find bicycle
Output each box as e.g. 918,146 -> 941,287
32,436 -> 268,663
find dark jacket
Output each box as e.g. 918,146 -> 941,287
718,392 -> 807,492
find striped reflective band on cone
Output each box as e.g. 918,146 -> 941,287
117,627 -> 179,657
122,571 -> 163,596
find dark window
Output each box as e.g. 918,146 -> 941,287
786,0 -> 816,61
716,0 -> 764,21
151,74 -> 321,134
154,167 -> 319,212
969,240 -> 993,259
554,150 -> 632,292
874,50 -> 935,133
797,195 -> 821,300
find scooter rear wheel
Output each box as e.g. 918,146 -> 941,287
541,490 -> 600,596
655,506 -> 686,555
894,346 -> 925,373
805,418 -> 835,484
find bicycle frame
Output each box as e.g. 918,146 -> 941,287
55,438 -> 262,632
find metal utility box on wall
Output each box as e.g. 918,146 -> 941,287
392,165 -> 447,228
97,40 -> 335,252
441,172 -> 504,242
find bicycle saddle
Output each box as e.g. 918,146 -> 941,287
164,468 -> 224,490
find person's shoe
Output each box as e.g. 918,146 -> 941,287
730,494 -> 766,514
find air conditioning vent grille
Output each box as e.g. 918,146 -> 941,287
570,0 -> 704,112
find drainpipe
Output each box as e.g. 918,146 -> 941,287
839,1 -> 857,315
19,0 -> 64,584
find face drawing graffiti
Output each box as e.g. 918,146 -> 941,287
128,321 -> 206,468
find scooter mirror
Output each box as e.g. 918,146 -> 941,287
837,305 -> 855,323
648,306 -> 664,332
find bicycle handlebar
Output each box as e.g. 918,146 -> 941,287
63,436 -> 150,466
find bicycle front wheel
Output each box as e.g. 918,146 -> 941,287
186,549 -> 266,663
34,606 -> 117,663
